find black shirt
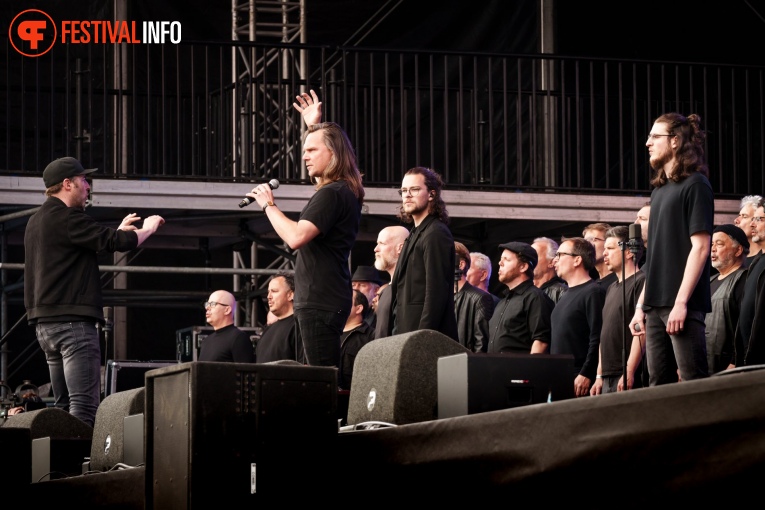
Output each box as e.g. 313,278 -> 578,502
198,324 -> 254,363
255,315 -> 302,363
737,253 -> 765,355
487,279 -> 554,353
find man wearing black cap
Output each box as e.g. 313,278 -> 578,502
24,156 -> 165,427
704,224 -> 748,373
487,241 -> 554,354
351,265 -> 384,330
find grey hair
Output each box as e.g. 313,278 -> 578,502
469,252 -> 492,280
740,195 -> 762,210
533,237 -> 559,261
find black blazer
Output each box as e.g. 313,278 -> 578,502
389,214 -> 459,341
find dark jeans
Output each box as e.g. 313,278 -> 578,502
35,321 -> 101,427
294,308 -> 348,367
646,306 -> 709,385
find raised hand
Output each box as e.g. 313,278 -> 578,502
293,89 -> 322,127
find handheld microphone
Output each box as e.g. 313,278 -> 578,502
239,179 -> 280,208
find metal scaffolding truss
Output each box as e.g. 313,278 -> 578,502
231,0 -> 307,181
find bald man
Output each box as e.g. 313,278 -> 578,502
199,290 -> 254,362
373,225 -> 410,339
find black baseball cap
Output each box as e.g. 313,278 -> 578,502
43,157 -> 98,188
498,241 -> 538,269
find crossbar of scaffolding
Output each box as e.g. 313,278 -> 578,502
0,263 -> 292,276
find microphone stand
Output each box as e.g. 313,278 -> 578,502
620,233 -> 643,391
619,240 -> 628,391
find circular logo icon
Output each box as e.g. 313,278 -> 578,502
9,9 -> 57,58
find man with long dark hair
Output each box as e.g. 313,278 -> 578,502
247,93 -> 364,367
629,113 -> 714,384
388,166 -> 458,341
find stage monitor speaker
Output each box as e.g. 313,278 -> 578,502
347,329 -> 470,426
1,408 -> 93,482
0,407 -> 93,439
144,361 -> 338,509
90,387 -> 145,472
0,427 -> 31,491
438,352 -> 576,419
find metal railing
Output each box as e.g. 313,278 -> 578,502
2,40 -> 763,197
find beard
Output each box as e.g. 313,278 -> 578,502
374,255 -> 391,272
649,147 -> 673,172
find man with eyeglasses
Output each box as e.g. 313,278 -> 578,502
733,199 -> 765,367
24,156 -> 165,427
550,238 -> 606,397
199,290 -> 254,363
388,167 -> 459,341
734,194 -> 763,267
629,113 -> 714,385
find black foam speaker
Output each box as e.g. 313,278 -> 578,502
144,361 -> 338,509
0,407 -> 93,439
1,408 -> 93,483
347,329 -> 470,426
90,387 -> 145,472
438,352 -> 576,418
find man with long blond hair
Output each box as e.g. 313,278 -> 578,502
247,91 -> 364,368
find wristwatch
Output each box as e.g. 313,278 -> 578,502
262,201 -> 275,211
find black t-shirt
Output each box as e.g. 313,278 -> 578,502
294,180 -> 361,315
255,315 -> 302,363
198,324 -> 254,363
600,271 -> 645,376
644,172 -> 714,312
550,279 -> 606,379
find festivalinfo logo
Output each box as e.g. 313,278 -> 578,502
9,9 -> 182,58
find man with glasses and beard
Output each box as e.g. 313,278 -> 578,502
629,113 -> 714,385
388,167 -> 458,341
733,199 -> 765,367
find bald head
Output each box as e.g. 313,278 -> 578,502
374,225 -> 410,276
205,290 -> 237,330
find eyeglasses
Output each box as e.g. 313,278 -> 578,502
204,301 -> 230,309
584,237 -> 604,243
554,251 -> 578,259
647,133 -> 674,141
398,186 -> 424,197
753,217 -> 765,223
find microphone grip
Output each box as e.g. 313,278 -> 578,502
238,179 -> 280,208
